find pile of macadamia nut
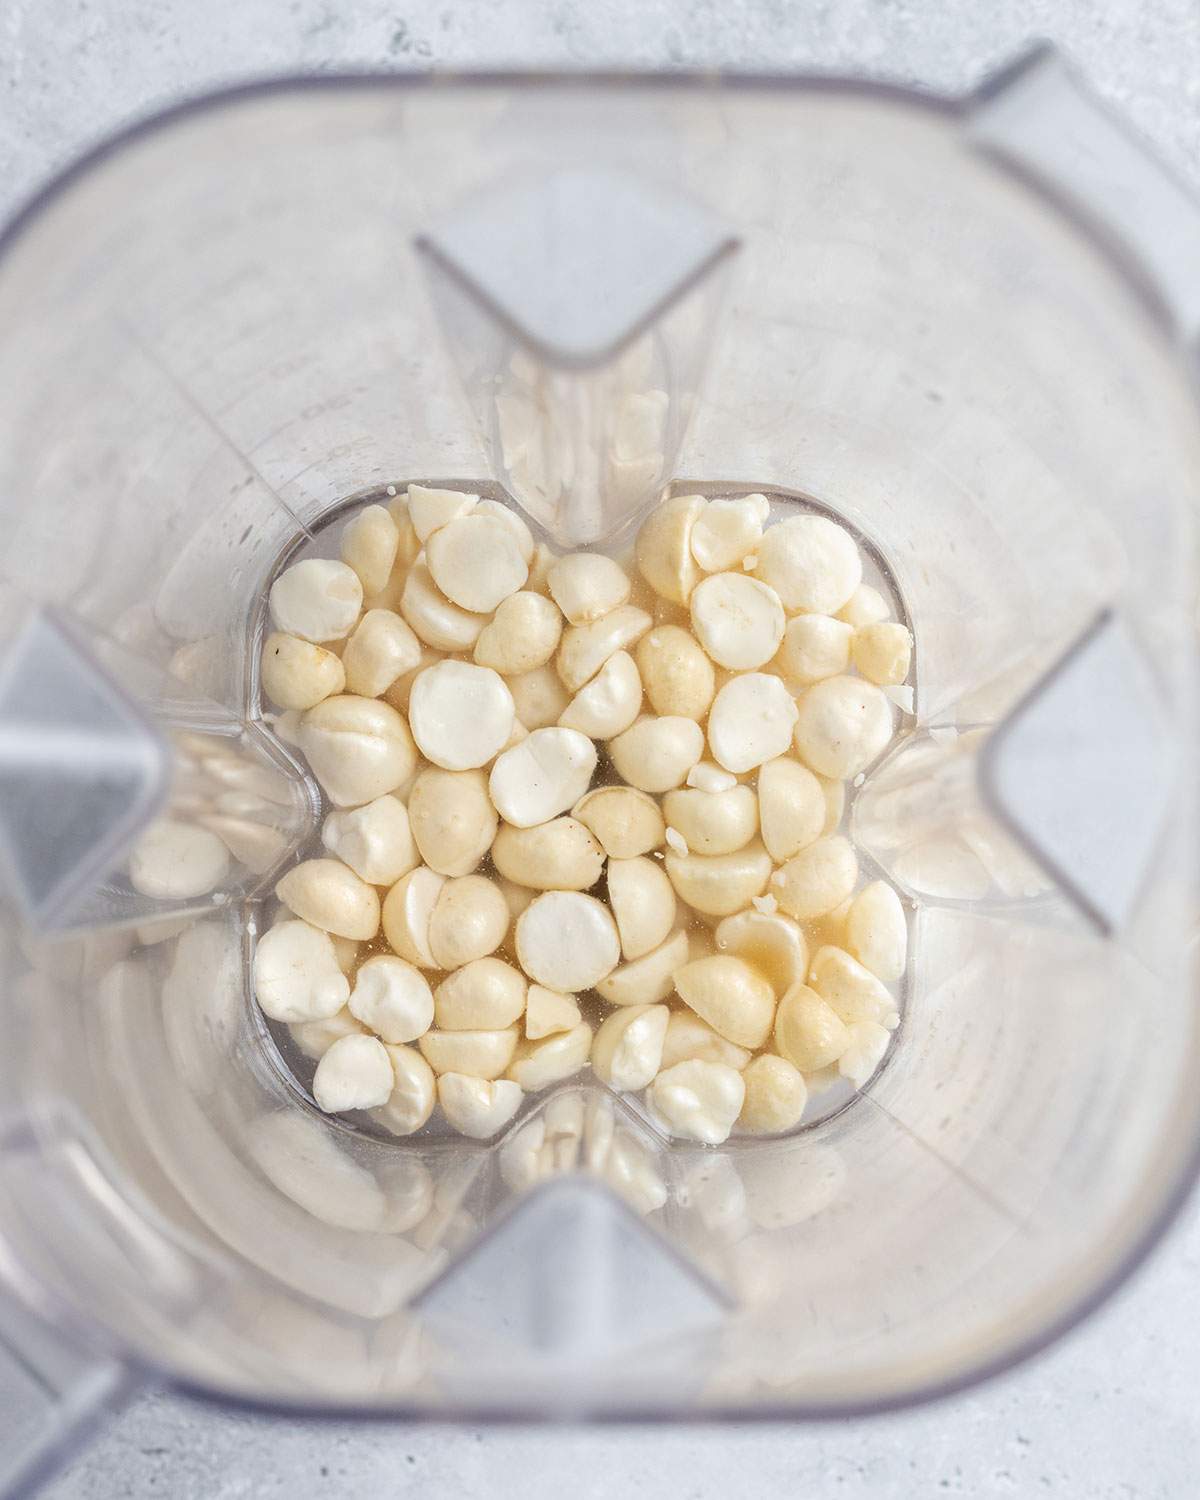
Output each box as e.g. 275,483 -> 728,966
253,485 -> 913,1146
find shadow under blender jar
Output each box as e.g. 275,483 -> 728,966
0,53 -> 1196,1457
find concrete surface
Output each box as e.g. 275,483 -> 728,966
2,1 -> 1199,1495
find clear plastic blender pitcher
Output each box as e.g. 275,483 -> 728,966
0,46 -> 1198,1489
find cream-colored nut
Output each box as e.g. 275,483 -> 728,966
635,624 -> 715,720
663,784 -> 758,856
572,785 -> 664,858
597,928 -> 689,1007
507,1021 -> 592,1091
289,1005 -> 364,1061
820,774 -> 846,834
557,604 -> 653,692
261,633 -> 345,710
380,866 -> 445,967
419,1026 -> 519,1079
340,504 -> 399,595
128,819 -> 230,898
407,767 -> 498,876
269,558 -> 363,642
321,795 -> 418,887
738,1054 -> 807,1134
408,660 -> 515,771
498,876 -> 535,920
793,675 -> 894,779
313,1033 -> 394,1113
673,954 -> 776,1049
473,591 -> 562,674
374,1043 -> 437,1134
659,1010 -> 751,1071
851,621 -> 913,686
837,583 -> 889,628
254,920 -> 349,1022
558,650 -> 642,739
506,662 -> 571,729
348,954 -> 434,1043
298,695 -> 417,807
437,1073 -> 522,1138
547,552 -> 632,625
407,484 -> 479,542
428,875 -> 510,969
340,609 -> 422,697
665,840 -> 772,918
383,643 -> 443,712
489,726 -> 597,828
648,1059 -> 744,1145
774,983 -> 851,1071
754,514 -> 862,614
609,715 -> 704,793
707,673 -> 799,774
757,756 -> 825,862
474,498 -> 535,563
775,614 -> 852,685
690,572 -> 785,670
635,493 -> 704,604
845,879 -> 907,982
434,957 -> 526,1031
427,513 -> 529,612
592,1004 -> 669,1091
689,494 -> 769,572
771,835 -> 857,920
837,1020 -> 891,1086
492,817 -> 605,891
525,984 -> 582,1039
275,859 -> 380,940
399,559 -> 488,651
809,945 -> 899,1027
515,891 -> 620,992
607,856 -> 676,960
686,761 -> 737,793
714,909 -> 808,998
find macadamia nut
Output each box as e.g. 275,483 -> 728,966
609,715 -> 704,793
427,513 -> 529,612
558,650 -> 642,738
649,1059 -> 745,1145
489,726 -> 597,828
852,622 -> 913,687
663,784 -> 758,856
254,920 -> 350,1023
690,494 -> 769,572
276,858 -> 381,940
298,695 -> 417,807
775,614 -> 852,685
607,856 -> 677,960
754,514 -> 862,614
592,1004 -> 669,1091
793,675 -> 893,779
428,875 -> 510,969
636,624 -> 716,720
408,660 -> 515,771
341,609 -> 422,697
407,767 -> 498,877
516,891 -> 621,992
348,954 -> 434,1043
771,836 -> 858,920
340,505 -> 399,596
673,954 -> 776,1049
572,785 -> 665,858
313,1033 -> 394,1113
707,673 -> 799,774
738,1053 -> 807,1133
845,879 -> 908,981
261,633 -> 345,710
322,795 -> 418,887
547,552 -> 632,624
269,558 -> 363,642
690,572 -> 785,670
437,1073 -> 522,1138
474,591 -> 562,675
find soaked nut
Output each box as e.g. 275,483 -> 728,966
437,1073 -> 522,1138
608,715 -> 704,793
276,859 -> 381,940
757,756 -> 825,862
515,891 -> 621,992
851,622 -> 912,686
714,909 -> 808,997
473,591 -> 562,675
254,920 -> 349,1022
607,856 -> 677,960
707,673 -> 799,774
298,695 -> 417,807
673,954 -> 776,1049
686,761 -> 737,793
374,1044 -> 437,1135
837,1020 -> 891,1086
809,945 -> 898,1027
428,875 -> 510,969
665,840 -> 772,918
773,983 -> 851,1071
408,660 -> 515,770
557,604 -> 653,692
596,927 -> 690,1007
690,573 -> 785,670
474,499 -> 535,562
269,558 -> 363,642
340,504 -> 399,595
427,513 -> 529,612
771,835 -> 857,919
558,650 -> 642,738
489,726 -> 597,828
635,493 -> 704,604
754,515 -> 862,614
507,1021 -> 593,1091
321,795 -> 418,887
289,1005 -> 365,1061
659,1010 -> 751,1071
837,584 -> 890,628
663,784 -> 758,856
648,1059 -> 745,1145
689,494 -> 770,572
313,1033 -> 394,1113
635,624 -> 716,720
341,609 -> 422,697
738,1054 -> 807,1134
380,866 -> 445,967
407,767 -> 498,876
434,957 -> 526,1030
129,819 -> 230,899
592,1004 -> 669,1090
492,817 -> 605,891
261,633 -> 345,710
547,552 -> 632,624
845,879 -> 907,981
419,1026 -> 519,1079
775,614 -> 852,685
572,785 -> 664,858
793,675 -> 893,779
348,954 -> 434,1042
525,985 -> 582,1040
407,484 -> 479,542
399,560 -> 488,651
506,663 -> 571,729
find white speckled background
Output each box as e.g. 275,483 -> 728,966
3,1 -> 1199,1495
